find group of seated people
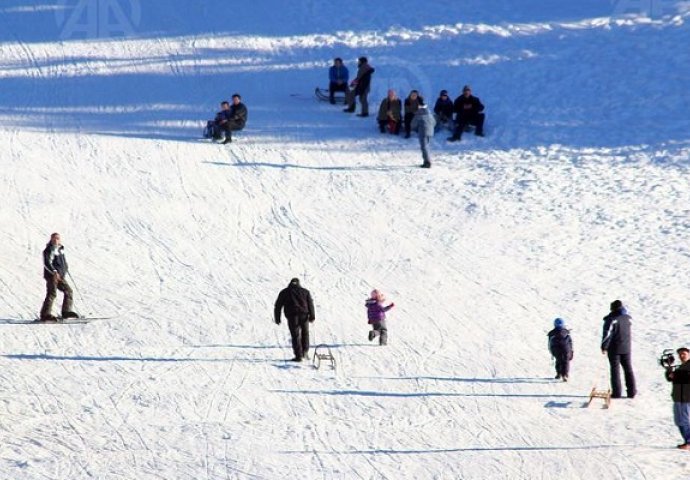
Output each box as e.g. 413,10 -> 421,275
377,85 -> 485,142
204,93 -> 248,144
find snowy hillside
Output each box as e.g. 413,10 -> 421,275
1,1 -> 690,478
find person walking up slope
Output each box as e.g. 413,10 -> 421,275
366,289 -> 394,345
601,299 -> 637,399
547,318 -> 573,381
274,278 -> 316,362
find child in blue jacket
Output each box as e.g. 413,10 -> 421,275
547,318 -> 573,381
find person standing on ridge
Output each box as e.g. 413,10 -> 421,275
274,278 -> 316,362
39,233 -> 79,321
344,56 -> 375,117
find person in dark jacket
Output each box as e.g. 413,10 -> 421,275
403,90 -> 424,138
39,233 -> 78,321
217,94 -> 248,144
547,318 -> 573,381
328,57 -> 349,104
448,85 -> 485,141
377,89 -> 402,134
274,278 -> 316,362
433,89 -> 454,131
344,57 -> 375,117
365,289 -> 394,346
601,299 -> 637,399
665,347 -> 690,450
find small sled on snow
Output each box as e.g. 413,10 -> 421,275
315,87 -> 347,104
586,387 -> 612,409
312,344 -> 336,370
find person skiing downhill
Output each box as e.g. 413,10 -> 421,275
365,289 -> 395,345
547,318 -> 573,381
274,278 -> 316,362
39,233 -> 79,321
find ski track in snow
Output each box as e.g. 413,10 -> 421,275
1,1 -> 690,479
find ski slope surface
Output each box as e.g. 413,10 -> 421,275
1,1 -> 690,478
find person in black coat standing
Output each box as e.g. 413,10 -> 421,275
448,85 -> 485,141
39,232 -> 78,320
274,278 -> 316,362
601,299 -> 637,399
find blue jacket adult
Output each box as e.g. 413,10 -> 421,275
329,65 -> 349,84
42,243 -> 68,280
410,106 -> 436,137
601,307 -> 632,354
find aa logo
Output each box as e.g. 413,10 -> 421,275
56,0 -> 142,39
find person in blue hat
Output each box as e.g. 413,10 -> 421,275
547,318 -> 573,381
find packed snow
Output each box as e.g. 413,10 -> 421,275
1,1 -> 690,478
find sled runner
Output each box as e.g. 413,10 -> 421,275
312,344 -> 336,370
315,87 -> 347,104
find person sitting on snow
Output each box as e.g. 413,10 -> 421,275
328,57 -> 349,105
403,90 -> 424,138
448,85 -> 485,141
547,318 -> 573,382
433,89 -> 454,132
377,89 -> 402,134
215,94 -> 248,144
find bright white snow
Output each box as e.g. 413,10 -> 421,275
1,1 -> 690,478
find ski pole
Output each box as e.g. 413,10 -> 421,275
67,271 -> 88,314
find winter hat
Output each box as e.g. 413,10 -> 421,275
610,299 -> 623,311
677,347 -> 690,354
290,277 -> 300,287
553,318 -> 565,328
462,85 -> 471,92
440,89 -> 448,96
358,56 -> 368,64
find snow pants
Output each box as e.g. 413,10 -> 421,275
608,352 -> 636,398
371,320 -> 388,346
287,314 -> 310,360
40,277 -> 73,319
328,82 -> 348,103
554,354 -> 570,378
419,135 -> 432,166
452,112 -> 485,138
219,119 -> 244,140
673,402 -> 690,443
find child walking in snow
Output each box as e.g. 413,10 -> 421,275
547,318 -> 573,381
366,289 -> 395,345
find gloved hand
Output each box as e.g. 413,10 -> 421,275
309,317 -> 315,323
390,303 -> 395,308
274,318 -> 281,325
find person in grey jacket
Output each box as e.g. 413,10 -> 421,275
665,347 -> 690,450
601,299 -> 637,399
410,102 -> 436,168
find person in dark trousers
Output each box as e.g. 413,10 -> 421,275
601,299 -> 637,399
274,278 -> 316,362
410,103 -> 436,168
433,89 -> 454,131
403,90 -> 424,138
328,57 -> 349,104
344,56 -> 375,117
665,347 -> 690,450
39,232 -> 78,321
377,89 -> 402,134
217,94 -> 248,144
365,289 -> 394,346
547,318 -> 573,381
448,85 -> 485,141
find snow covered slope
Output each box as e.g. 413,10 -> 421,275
1,1 -> 689,478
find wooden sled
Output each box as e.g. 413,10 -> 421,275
587,387 -> 612,409
312,344 -> 336,370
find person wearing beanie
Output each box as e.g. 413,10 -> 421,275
447,84 -> 485,141
344,56 -> 375,116
547,318 -> 573,381
274,278 -> 316,362
433,89 -> 454,131
365,289 -> 395,345
665,347 -> 690,450
601,299 -> 637,399
410,101 -> 436,168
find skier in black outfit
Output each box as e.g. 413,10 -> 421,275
39,232 -> 78,321
601,299 -> 637,399
447,85 -> 485,141
274,278 -> 316,362
547,318 -> 573,381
